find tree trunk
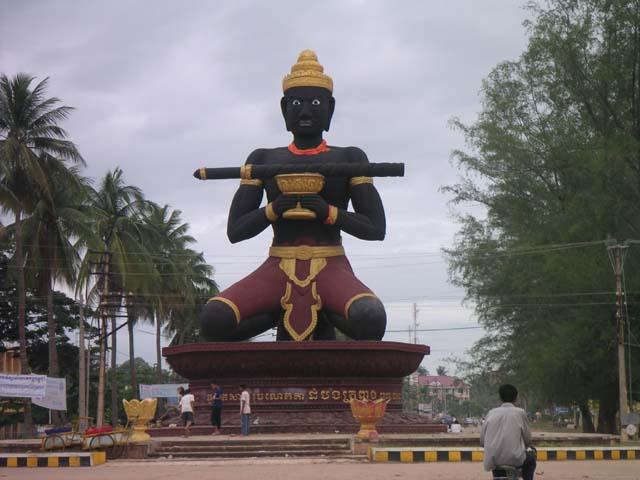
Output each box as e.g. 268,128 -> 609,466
579,403 -> 595,433
156,312 -> 162,382
127,303 -> 137,398
111,315 -> 118,427
14,209 -> 34,437
596,391 -> 618,434
46,230 -> 61,425
96,252 -> 110,427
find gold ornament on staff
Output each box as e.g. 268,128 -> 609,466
122,398 -> 158,443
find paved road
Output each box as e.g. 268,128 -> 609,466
2,458 -> 639,480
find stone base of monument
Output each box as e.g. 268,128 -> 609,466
159,341 -> 447,435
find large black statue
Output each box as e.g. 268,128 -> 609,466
200,50 -> 393,342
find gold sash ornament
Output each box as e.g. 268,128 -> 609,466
271,245 -> 344,341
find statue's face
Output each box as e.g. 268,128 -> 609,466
281,86 -> 335,136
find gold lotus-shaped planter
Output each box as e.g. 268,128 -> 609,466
275,173 -> 325,220
123,398 -> 157,443
349,398 -> 389,440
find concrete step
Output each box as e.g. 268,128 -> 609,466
152,437 -> 349,447
155,444 -> 349,453
149,449 -> 352,459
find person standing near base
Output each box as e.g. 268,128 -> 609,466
210,382 -> 223,435
480,384 -> 536,480
239,384 -> 251,436
178,386 -> 195,438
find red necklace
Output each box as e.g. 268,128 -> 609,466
288,139 -> 330,156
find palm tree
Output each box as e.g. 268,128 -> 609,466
0,74 -> 84,436
147,205 -> 218,350
143,205 -> 197,380
81,168 -> 156,426
165,249 -> 218,345
119,204 -> 216,394
21,165 -> 94,424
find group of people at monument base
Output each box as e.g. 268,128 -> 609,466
177,384 -> 251,437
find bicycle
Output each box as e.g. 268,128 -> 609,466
491,447 -> 537,480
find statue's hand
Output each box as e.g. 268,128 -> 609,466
299,194 -> 329,220
272,194 -> 299,216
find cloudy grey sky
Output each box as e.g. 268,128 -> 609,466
1,1 -> 531,373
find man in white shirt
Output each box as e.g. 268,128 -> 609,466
178,387 -> 195,438
240,384 -> 251,436
480,384 -> 536,480
450,420 -> 463,433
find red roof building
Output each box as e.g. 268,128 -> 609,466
418,375 -> 470,401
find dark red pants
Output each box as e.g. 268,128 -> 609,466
213,255 -> 375,340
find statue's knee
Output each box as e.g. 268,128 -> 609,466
200,300 -> 238,341
347,296 -> 386,340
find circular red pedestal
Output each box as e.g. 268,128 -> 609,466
163,340 -> 429,380
160,341 -> 442,434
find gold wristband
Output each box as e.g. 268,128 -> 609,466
240,164 -> 253,180
240,178 -> 263,187
324,205 -> 339,225
265,202 -> 278,222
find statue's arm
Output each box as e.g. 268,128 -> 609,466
335,148 -> 386,241
226,151 -> 271,244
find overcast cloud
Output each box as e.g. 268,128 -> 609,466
1,1 -> 531,372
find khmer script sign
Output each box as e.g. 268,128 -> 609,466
0,373 -> 47,398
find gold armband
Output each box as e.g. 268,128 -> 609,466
350,176 -> 373,186
265,202 -> 278,222
240,178 -> 263,187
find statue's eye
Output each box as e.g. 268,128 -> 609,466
292,99 -> 301,106
312,99 -> 321,106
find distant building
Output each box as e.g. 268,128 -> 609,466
0,346 -> 21,374
418,375 -> 471,402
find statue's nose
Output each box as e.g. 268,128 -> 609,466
299,102 -> 312,118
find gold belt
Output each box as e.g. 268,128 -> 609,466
269,245 -> 345,260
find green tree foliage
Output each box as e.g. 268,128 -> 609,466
0,74 -> 218,434
0,248 -> 98,427
0,74 -> 84,434
103,358 -> 181,425
445,0 -> 640,433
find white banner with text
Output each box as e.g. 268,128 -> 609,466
0,373 -> 47,398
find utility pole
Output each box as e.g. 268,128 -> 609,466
78,294 -> 86,420
412,303 -> 421,412
607,242 -> 630,441
413,303 -> 419,344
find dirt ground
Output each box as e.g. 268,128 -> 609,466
2,458 -> 639,480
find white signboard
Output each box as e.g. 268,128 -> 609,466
0,373 -> 47,398
32,377 -> 67,411
139,383 -> 188,399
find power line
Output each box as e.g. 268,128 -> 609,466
12,238 -> 609,260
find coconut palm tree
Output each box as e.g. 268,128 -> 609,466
165,249 -> 218,345
142,205 -> 196,379
140,205 -> 217,379
21,165 -> 94,424
0,74 -> 84,436
81,168 -> 156,426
